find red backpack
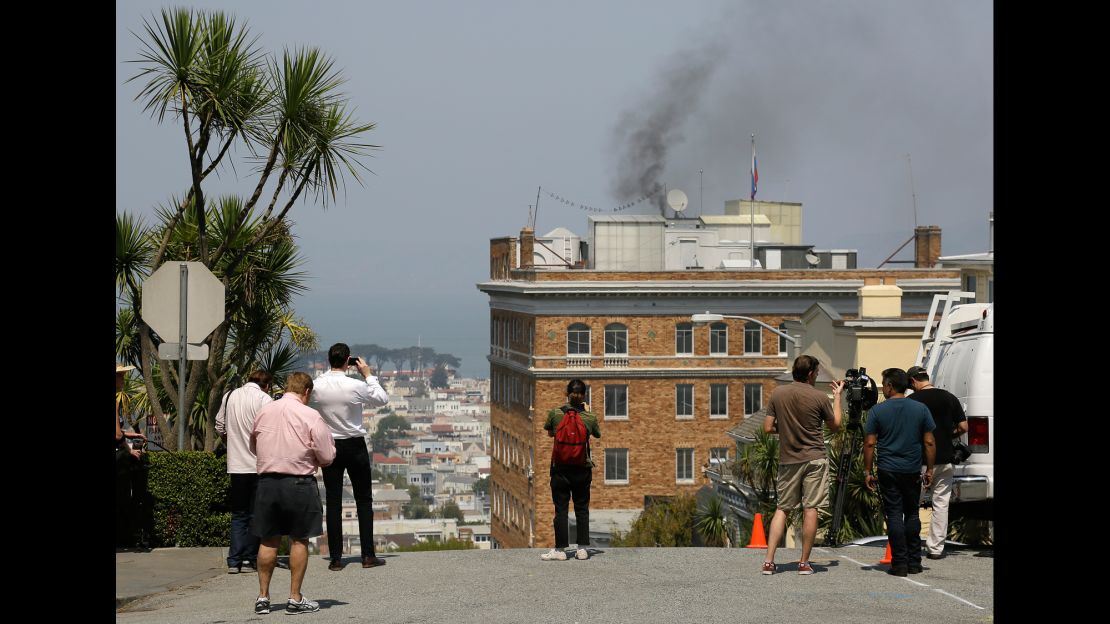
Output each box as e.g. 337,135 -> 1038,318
552,407 -> 589,466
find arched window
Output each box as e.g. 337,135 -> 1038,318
567,323 -> 591,355
604,323 -> 628,355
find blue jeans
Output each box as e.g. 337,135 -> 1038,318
227,473 -> 260,567
878,469 -> 923,568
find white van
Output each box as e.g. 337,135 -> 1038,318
916,294 -> 993,521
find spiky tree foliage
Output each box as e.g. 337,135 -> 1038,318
694,495 -> 731,547
122,8 -> 374,448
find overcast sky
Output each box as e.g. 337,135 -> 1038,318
116,0 -> 993,377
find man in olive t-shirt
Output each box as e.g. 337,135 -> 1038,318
761,355 -> 844,575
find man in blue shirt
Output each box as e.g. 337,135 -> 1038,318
863,368 -> 936,577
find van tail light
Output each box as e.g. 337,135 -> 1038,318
967,416 -> 989,453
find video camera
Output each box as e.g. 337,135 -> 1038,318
841,367 -> 878,427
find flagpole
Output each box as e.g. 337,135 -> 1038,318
750,133 -> 756,268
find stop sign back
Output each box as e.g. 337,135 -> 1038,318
141,261 -> 226,343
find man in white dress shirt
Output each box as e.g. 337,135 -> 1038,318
311,343 -> 390,570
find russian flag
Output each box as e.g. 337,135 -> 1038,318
750,140 -> 758,201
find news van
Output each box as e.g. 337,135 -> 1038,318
915,292 -> 993,522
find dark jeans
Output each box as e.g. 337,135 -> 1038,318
878,469 -> 923,568
227,473 -> 260,567
116,452 -> 152,548
550,465 -> 592,548
323,437 -> 375,559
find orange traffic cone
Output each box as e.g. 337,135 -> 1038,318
746,512 -> 768,548
879,541 -> 892,564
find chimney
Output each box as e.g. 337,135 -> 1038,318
859,283 -> 903,319
520,227 -> 535,269
913,225 -> 942,268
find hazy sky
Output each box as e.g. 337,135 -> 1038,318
115,0 -> 993,377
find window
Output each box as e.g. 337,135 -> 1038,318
604,385 -> 628,420
988,278 -> 993,303
676,384 -> 694,418
604,323 -> 628,355
605,448 -> 629,483
745,383 -> 762,416
778,322 -> 789,356
744,322 -> 762,355
676,448 -> 694,482
710,384 -> 728,418
710,447 -> 729,464
675,322 -> 693,355
567,323 -> 590,355
966,274 -> 978,301
710,322 -> 728,355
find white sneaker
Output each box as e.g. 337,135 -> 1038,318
540,548 -> 567,561
575,548 -> 590,560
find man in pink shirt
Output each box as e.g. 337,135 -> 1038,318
249,372 -> 336,615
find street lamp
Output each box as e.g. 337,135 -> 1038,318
690,311 -> 802,363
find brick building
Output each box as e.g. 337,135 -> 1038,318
479,217 -> 959,549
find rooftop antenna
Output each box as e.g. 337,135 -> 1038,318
906,154 -> 918,227
667,189 -> 689,219
533,186 -> 541,229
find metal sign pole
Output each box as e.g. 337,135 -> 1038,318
178,263 -> 189,452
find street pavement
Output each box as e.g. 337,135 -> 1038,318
116,544 -> 993,623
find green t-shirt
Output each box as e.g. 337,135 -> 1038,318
544,404 -> 601,466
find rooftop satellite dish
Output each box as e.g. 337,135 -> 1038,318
667,189 -> 689,213
805,253 -> 821,267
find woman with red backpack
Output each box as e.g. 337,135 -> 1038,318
542,379 -> 601,561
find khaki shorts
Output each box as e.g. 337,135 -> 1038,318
776,458 -> 830,510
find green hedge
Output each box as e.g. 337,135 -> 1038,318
147,451 -> 230,547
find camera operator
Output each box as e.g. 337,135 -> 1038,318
760,355 -> 845,576
906,365 -> 967,560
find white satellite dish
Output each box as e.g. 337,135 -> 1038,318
667,189 -> 689,213
805,253 -> 821,267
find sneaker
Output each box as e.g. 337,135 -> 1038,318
887,565 -> 908,577
797,561 -> 813,575
540,548 -> 567,561
254,597 -> 270,615
908,563 -> 923,574
761,561 -> 776,575
228,565 -> 241,574
240,561 -> 257,574
575,548 -> 589,560
286,595 -> 320,614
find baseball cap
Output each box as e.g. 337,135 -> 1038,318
906,366 -> 928,379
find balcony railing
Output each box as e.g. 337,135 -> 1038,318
603,355 -> 629,368
565,356 -> 591,368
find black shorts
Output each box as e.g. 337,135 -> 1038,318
252,474 -> 323,540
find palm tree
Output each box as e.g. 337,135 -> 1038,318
694,495 -> 731,547
124,8 -> 375,448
